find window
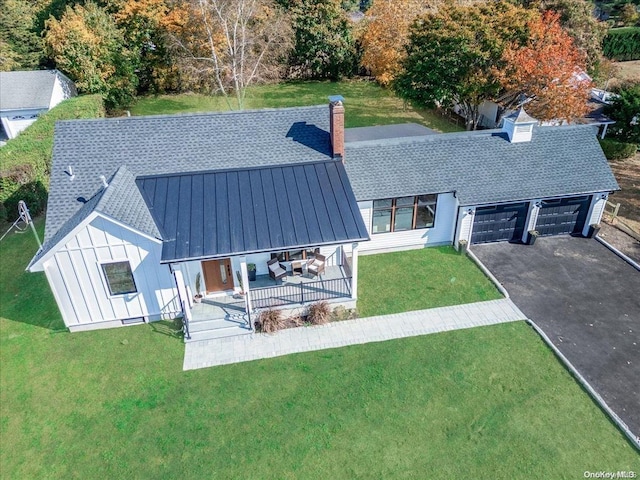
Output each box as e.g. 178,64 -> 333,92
102,261 -> 137,295
371,195 -> 437,234
271,248 -> 319,262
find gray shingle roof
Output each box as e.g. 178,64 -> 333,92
38,104 -> 619,266
0,70 -> 75,111
44,105 -> 331,243
344,125 -> 619,205
98,165 -> 161,238
30,165 -> 161,266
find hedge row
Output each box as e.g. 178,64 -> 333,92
599,138 -> 638,160
0,95 -> 105,222
602,27 -> 640,61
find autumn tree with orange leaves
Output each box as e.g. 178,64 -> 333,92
360,0 -> 427,86
496,11 -> 591,123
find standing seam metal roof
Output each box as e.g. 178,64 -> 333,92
137,161 -> 369,262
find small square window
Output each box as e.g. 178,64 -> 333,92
102,261 -> 137,295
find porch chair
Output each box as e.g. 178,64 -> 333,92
267,258 -> 287,281
307,254 -> 326,278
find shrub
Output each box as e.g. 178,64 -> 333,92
332,305 -> 358,321
602,27 -> 640,61
0,95 -> 104,221
307,300 -> 332,325
256,308 -> 285,333
604,83 -> 640,145
599,138 -> 638,160
2,181 -> 48,222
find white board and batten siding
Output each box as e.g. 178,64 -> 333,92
583,192 -> 608,236
41,214 -> 179,331
455,207 -> 475,247
355,192 -> 458,254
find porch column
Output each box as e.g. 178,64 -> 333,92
239,257 -> 253,315
351,242 -> 359,300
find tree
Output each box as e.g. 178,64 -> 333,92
167,0 -> 292,109
286,0 -> 358,80
538,0 -> 608,77
496,11 -> 591,123
360,0 -> 426,86
619,3 -> 639,26
394,2 -> 534,130
605,83 -> 640,145
107,0 -> 178,93
0,0 -> 45,70
45,2 -> 138,108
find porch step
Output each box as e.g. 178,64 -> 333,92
186,325 -> 251,342
185,316 -> 252,343
189,317 -> 247,333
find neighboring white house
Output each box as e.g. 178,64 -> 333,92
465,88 -> 617,138
27,100 -> 619,339
0,70 -> 77,140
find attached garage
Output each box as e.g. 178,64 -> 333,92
471,203 -> 528,244
535,196 -> 590,236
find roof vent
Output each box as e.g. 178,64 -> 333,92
501,107 -> 537,143
66,165 -> 74,181
100,175 -> 109,188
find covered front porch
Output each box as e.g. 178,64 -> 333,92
139,160 -> 369,341
173,244 -> 358,342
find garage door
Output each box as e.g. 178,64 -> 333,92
471,203 -> 528,244
536,196 -> 590,236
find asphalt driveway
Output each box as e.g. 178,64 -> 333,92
472,236 -> 640,438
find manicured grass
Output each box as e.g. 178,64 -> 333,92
1,218 -> 638,478
358,247 -> 503,317
130,80 -> 464,132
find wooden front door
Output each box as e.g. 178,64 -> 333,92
201,259 -> 234,293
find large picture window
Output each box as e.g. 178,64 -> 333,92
102,261 -> 137,295
271,248 -> 320,262
372,194 -> 437,234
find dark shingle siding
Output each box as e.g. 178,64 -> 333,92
345,126 -> 619,205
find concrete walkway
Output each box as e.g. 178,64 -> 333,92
183,298 -> 526,370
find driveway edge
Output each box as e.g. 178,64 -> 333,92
467,248 -> 510,298
527,319 -> 640,451
595,235 -> 640,271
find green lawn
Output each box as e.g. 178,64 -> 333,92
358,247 -> 503,317
130,80 -> 464,132
1,218 -> 638,478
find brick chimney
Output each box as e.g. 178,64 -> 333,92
329,95 -> 345,159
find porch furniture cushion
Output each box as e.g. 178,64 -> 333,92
291,260 -> 304,276
307,254 -> 326,277
267,258 -> 287,280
